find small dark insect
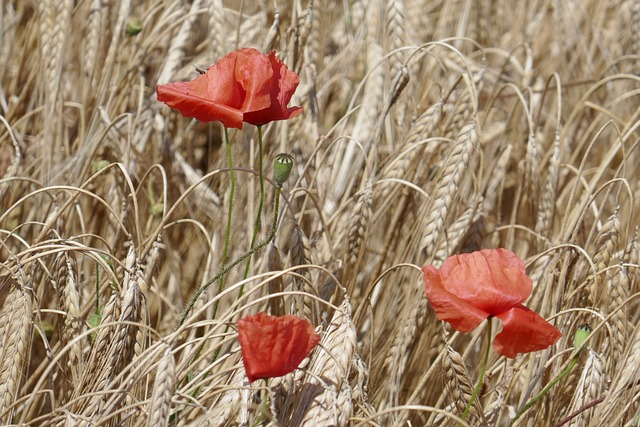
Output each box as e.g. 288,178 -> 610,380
194,65 -> 207,75
578,323 -> 592,333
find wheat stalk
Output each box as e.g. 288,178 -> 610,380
304,1 -> 322,70
327,40 -> 384,213
385,0 -> 407,77
433,196 -> 483,263
288,225 -> 317,320
267,243 -> 285,316
156,0 -> 204,86
203,367 -> 246,426
72,285 -> 121,414
524,131 -> 540,217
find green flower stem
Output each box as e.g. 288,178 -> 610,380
508,356 -> 580,426
462,318 -> 492,421
252,378 -> 270,427
205,185 -> 281,370
221,127 -> 235,278
240,125 -> 265,296
210,127 -> 235,320
94,263 -> 100,312
177,186 -> 281,328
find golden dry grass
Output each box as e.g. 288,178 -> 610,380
1,0 -> 639,425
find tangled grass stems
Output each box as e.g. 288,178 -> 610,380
178,186 -> 281,328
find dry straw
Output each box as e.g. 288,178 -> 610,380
287,299 -> 356,426
1,0 -> 639,425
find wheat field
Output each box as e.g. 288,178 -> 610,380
1,0 -> 639,426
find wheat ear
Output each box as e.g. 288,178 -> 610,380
54,253 -> 84,399
588,209 -> 620,306
0,276 -> 33,423
443,345 -> 486,425
421,120 -> 477,258
566,348 -> 604,427
288,299 -> 356,426
146,345 -> 176,427
208,0 -> 227,59
346,179 -> 373,269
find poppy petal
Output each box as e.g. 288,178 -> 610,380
199,53 -> 246,110
438,249 -> 533,316
233,48 -> 273,113
157,48 -> 302,127
423,265 -> 489,332
268,50 -> 301,111
156,82 -> 244,129
243,51 -> 303,126
238,312 -> 320,383
493,305 -> 563,358
286,106 -> 304,119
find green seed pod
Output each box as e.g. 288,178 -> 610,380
573,323 -> 591,349
41,320 -> 55,340
126,18 -> 143,36
88,311 -> 102,343
273,153 -> 294,186
91,159 -> 110,173
151,203 -> 164,217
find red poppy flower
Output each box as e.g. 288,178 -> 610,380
156,48 -> 302,129
237,312 -> 320,383
422,249 -> 562,358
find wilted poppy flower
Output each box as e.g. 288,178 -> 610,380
156,48 -> 303,129
422,249 -> 562,358
238,312 -> 320,383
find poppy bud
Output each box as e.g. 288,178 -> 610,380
88,311 -> 101,343
151,203 -> 164,217
126,18 -> 143,36
92,160 -> 110,173
573,323 -> 591,350
274,153 -> 294,186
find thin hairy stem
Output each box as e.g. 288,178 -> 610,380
178,187 -> 281,328
509,357 -> 580,426
210,127 -> 235,321
240,125 -> 265,297
252,379 -> 270,427
462,318 -> 492,421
